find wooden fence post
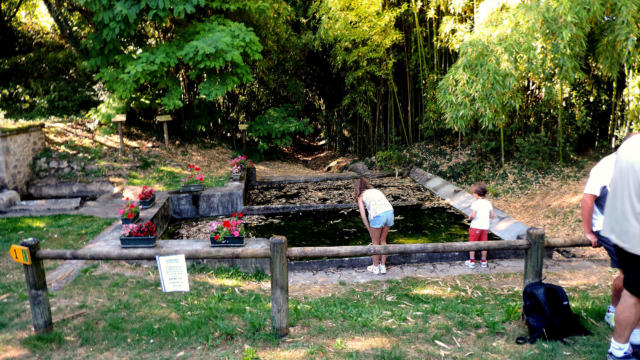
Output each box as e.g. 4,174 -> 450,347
270,236 -> 289,338
21,238 -> 53,334
523,228 -> 545,287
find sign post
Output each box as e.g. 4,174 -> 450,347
156,115 -> 172,151
112,114 -> 126,156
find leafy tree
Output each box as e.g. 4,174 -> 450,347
438,0 -> 640,165
79,0 -> 265,116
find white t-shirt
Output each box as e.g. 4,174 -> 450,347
362,189 -> 393,220
583,153 -> 616,232
470,198 -> 493,230
602,135 -> 640,255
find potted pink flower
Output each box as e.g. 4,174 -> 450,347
120,221 -> 157,248
230,155 -> 253,181
210,212 -> 246,247
181,164 -> 205,192
119,198 -> 140,224
138,186 -> 155,208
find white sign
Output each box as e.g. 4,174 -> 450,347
156,254 -> 190,292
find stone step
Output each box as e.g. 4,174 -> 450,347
10,198 -> 81,212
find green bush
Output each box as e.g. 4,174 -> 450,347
375,150 -> 411,171
248,104 -> 312,153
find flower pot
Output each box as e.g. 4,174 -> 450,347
210,235 -> 245,247
181,184 -> 205,192
120,236 -> 156,248
121,214 -> 139,224
139,194 -> 155,209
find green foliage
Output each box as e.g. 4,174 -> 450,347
83,0 -> 265,113
0,41 -> 98,119
248,104 -> 312,152
375,150 -> 411,171
438,0 -> 640,160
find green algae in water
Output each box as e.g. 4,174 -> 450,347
247,204 -> 498,247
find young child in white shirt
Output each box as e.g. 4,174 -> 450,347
465,182 -> 495,269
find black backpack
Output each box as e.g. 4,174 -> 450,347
516,281 -> 591,344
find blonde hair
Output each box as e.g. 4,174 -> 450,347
354,177 -> 373,201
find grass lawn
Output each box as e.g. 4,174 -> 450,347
1,216 -> 614,359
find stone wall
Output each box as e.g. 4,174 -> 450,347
0,124 -> 45,193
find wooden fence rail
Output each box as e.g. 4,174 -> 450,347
20,228 -> 592,337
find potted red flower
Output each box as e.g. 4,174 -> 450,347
118,198 -> 140,224
138,186 -> 155,208
210,212 -> 246,247
120,221 -> 157,248
181,164 -> 205,192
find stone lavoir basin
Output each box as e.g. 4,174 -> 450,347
164,176 -> 499,246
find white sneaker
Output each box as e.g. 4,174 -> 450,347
465,260 -> 476,269
605,306 -> 615,329
379,264 -> 387,274
372,265 -> 380,275
481,260 -> 488,268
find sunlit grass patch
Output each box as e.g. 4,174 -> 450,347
127,165 -> 228,190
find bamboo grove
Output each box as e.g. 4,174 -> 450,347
1,0 -> 639,161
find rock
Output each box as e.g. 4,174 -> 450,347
324,158 -> 350,173
37,158 -> 48,170
0,190 -> 20,212
28,179 -> 114,200
59,160 -> 68,168
71,161 -> 82,170
37,171 -> 47,178
347,162 -> 369,175
85,164 -> 99,172
61,167 -> 71,174
49,160 -> 59,169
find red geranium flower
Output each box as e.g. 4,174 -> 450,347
238,212 -> 243,217
214,234 -> 220,240
195,167 -> 201,171
232,212 -> 237,217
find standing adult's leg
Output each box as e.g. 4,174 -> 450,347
379,226 -> 391,266
369,227 -> 382,266
613,290 -> 640,344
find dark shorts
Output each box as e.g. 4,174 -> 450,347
469,228 -> 489,242
595,231 -> 619,268
614,245 -> 640,298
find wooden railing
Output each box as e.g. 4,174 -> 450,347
19,228 -> 590,336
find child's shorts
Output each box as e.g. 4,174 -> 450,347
469,228 -> 489,242
370,210 -> 394,228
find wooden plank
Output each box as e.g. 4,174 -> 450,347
156,115 -> 172,122
36,240 -> 532,261
112,114 -> 126,122
270,236 -> 289,337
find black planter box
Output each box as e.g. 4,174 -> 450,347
121,214 -> 139,224
139,194 -> 155,209
120,236 -> 156,248
210,236 -> 244,247
180,184 -> 205,192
